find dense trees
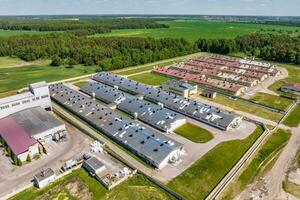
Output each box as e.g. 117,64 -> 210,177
0,18 -> 168,35
0,32 -> 196,69
196,33 -> 300,64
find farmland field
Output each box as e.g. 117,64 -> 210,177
0,29 -> 48,37
99,20 -> 300,43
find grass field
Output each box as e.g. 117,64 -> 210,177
0,65 -> 98,93
0,29 -> 49,37
205,95 -> 283,122
73,81 -> 89,88
222,129 -> 291,200
128,72 -> 171,86
174,123 -> 213,143
10,169 -> 174,200
0,57 -> 28,68
283,180 -> 300,199
250,92 -> 293,111
167,126 -> 264,200
283,104 -> 300,127
99,20 -> 300,43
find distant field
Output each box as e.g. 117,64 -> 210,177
10,169 -> 174,200
0,29 -> 48,37
128,72 -> 171,86
167,126 -> 264,200
0,65 -> 98,93
99,20 -> 300,43
174,123 -> 213,143
222,129 -> 291,200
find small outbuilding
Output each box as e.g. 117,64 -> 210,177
34,168 -> 56,188
83,156 -> 107,176
202,90 -> 217,99
162,79 -> 198,97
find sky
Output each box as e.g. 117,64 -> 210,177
0,0 -> 299,16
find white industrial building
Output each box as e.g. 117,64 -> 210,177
34,168 -> 56,188
0,82 -> 52,119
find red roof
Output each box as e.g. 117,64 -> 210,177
0,116 -> 37,155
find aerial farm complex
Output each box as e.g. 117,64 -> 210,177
2,51 -> 298,200
153,54 -> 280,96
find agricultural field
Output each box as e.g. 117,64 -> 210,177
221,129 -> 291,200
128,72 -> 171,86
10,169 -> 174,200
100,20 -> 300,43
0,64 -> 98,93
204,95 -> 283,122
167,126 -> 264,200
174,123 -> 213,143
0,29 -> 48,37
283,104 -> 300,127
250,92 -> 293,111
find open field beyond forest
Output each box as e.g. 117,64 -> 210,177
221,129 -> 291,200
167,126 -> 264,200
0,29 -> 49,37
10,169 -> 175,200
99,20 -> 300,43
174,123 -> 213,143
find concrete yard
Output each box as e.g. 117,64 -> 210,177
0,116 -> 91,199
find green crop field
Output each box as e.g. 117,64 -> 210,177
167,126 -> 264,200
0,29 -> 49,37
174,123 -> 213,143
10,169 -> 174,200
0,65 -> 98,93
128,72 -> 171,86
222,129 -> 291,200
250,92 -> 293,111
99,20 -> 300,43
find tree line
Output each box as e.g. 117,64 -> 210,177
0,18 -> 168,35
196,33 -> 300,64
0,32 -> 196,70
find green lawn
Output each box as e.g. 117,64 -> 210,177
167,126 -> 264,200
283,104 -> 300,127
0,57 -> 28,68
269,63 -> 300,95
128,72 -> 171,86
10,169 -> 174,200
0,29 -> 49,37
250,92 -> 293,111
174,123 -> 213,143
73,81 -> 89,88
0,65 -> 98,93
205,95 -> 283,122
222,129 -> 291,200
99,20 -> 300,43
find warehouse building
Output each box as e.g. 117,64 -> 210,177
161,79 -> 198,97
0,82 -> 52,119
81,82 -> 186,132
281,83 -> 300,96
50,83 -> 184,169
0,107 -> 66,162
92,72 -> 243,131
